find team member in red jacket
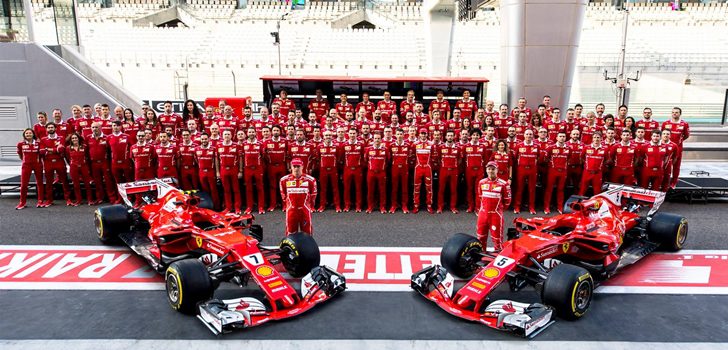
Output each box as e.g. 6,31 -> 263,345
177,130 -> 199,190
154,132 -> 178,179
463,129 -> 487,213
316,131 -> 341,212
342,129 -> 365,212
662,107 -> 689,189
287,129 -> 314,174
241,128 -> 265,215
543,132 -> 570,214
86,122 -> 117,204
437,131 -> 462,213
637,131 -> 667,191
513,129 -> 539,214
476,161 -> 512,250
609,129 -> 638,185
579,132 -> 607,196
16,129 -> 45,209
280,159 -> 317,235
129,130 -> 155,207
308,89 -> 330,123
65,133 -> 93,206
217,130 -> 242,213
39,123 -> 72,206
389,128 -> 412,213
365,133 -> 389,213
193,133 -> 220,208
108,121 -> 132,190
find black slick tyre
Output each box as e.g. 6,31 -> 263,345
648,212 -> 688,252
165,259 -> 214,315
542,263 -> 593,320
279,232 -> 321,278
440,233 -> 483,278
94,205 -> 131,244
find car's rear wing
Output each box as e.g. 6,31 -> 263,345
117,178 -> 178,206
598,183 -> 666,216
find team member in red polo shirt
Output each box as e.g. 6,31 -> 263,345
543,132 -> 570,214
177,130 -> 199,190
463,129 -> 487,213
108,121 -> 132,189
308,89 -> 330,123
342,129 -> 365,212
455,90 -> 478,120
490,140 -> 513,183
39,123 -> 72,206
194,133 -> 220,209
272,90 -> 296,118
660,129 -> 678,192
65,133 -> 93,206
389,128 -> 412,213
476,161 -> 512,250
158,101 -> 183,136
365,133 -> 389,213
33,112 -> 49,140
280,158 -> 317,235
544,108 -> 566,142
17,129 -> 46,209
437,131 -> 460,214
217,130 -> 242,212
86,122 -> 117,204
316,131 -> 341,212
662,107 -> 689,189
579,132 -> 607,196
400,90 -> 417,117
493,104 -> 513,139
513,129 -> 539,214
428,89 -> 451,120
566,129 -> 584,189
356,92 -> 375,120
412,129 -> 435,214
264,125 -> 288,211
130,130 -> 155,181
287,129 -> 314,173
636,107 -> 660,139
335,94 -> 354,120
241,127 -> 265,214
154,132 -> 178,179
637,131 -> 667,191
377,91 -> 397,123
609,129 -> 638,185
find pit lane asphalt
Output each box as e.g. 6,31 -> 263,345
1,198 -> 728,341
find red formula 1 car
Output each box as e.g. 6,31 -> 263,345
94,178 -> 346,335
411,183 -> 688,338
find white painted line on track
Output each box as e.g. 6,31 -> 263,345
0,340 -> 726,350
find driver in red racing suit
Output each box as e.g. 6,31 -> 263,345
476,161 -> 512,251
280,158 -> 318,235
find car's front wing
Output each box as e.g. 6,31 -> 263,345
411,265 -> 554,338
196,265 -> 346,335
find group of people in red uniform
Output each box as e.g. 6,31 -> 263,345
16,93 -> 690,250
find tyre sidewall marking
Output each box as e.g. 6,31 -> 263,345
167,267 -> 183,309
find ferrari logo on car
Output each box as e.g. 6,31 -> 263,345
562,242 -> 570,253
196,236 -> 203,248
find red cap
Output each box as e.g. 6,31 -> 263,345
486,161 -> 498,168
291,158 -> 304,167
418,128 -> 428,134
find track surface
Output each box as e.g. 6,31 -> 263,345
1,198 -> 728,341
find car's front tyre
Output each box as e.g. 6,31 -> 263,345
165,259 -> 214,314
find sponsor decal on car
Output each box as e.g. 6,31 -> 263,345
482,268 -> 500,279
256,266 -> 274,277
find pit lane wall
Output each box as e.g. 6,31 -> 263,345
1,246 -> 727,294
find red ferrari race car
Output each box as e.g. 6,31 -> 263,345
411,183 -> 688,338
93,178 -> 346,335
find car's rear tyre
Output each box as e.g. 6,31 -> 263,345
440,233 -> 483,279
648,212 -> 688,252
94,205 -> 131,244
563,195 -> 588,214
542,264 -> 593,320
279,232 -> 320,278
165,259 -> 214,315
